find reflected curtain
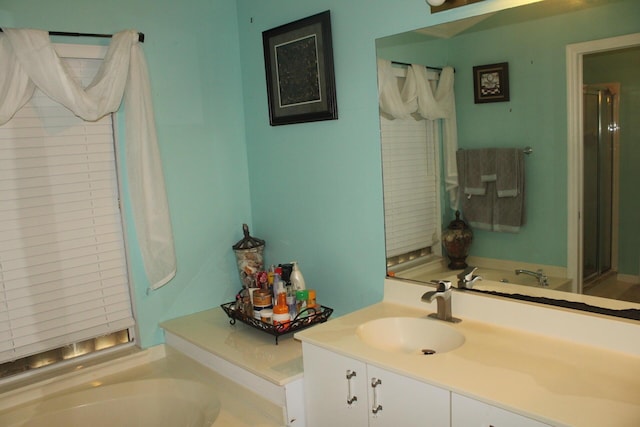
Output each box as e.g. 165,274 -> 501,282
0,28 -> 176,290
377,59 -> 459,209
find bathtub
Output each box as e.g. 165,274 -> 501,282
391,257 -> 571,291
452,267 -> 572,291
0,346 -> 283,427
0,378 -> 220,427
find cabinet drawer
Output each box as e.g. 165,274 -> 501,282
452,393 -> 552,427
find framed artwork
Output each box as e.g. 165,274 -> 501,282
472,62 -> 510,103
430,0 -> 485,14
262,10 -> 338,126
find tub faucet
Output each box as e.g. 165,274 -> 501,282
457,266 -> 482,289
515,268 -> 549,287
421,281 -> 461,323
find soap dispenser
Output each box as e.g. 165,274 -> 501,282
290,261 -> 306,290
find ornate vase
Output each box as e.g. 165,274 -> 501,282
232,224 -> 265,288
442,211 -> 473,270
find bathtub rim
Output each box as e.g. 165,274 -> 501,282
391,255 -> 570,289
0,376 -> 221,427
0,345 -> 164,413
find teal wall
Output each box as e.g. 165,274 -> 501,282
584,47 -> 640,276
377,0 -> 640,270
3,0 -> 637,349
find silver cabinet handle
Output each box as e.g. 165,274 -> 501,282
346,370 -> 358,405
371,377 -> 383,414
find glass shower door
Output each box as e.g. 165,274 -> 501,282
582,87 -> 614,281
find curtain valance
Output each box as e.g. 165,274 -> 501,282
377,59 -> 459,209
0,28 -> 176,290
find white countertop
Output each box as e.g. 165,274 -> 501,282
160,307 -> 303,386
295,301 -> 640,427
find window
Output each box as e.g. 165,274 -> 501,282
0,44 -> 134,374
381,68 -> 442,266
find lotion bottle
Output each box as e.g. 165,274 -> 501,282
290,261 -> 306,290
273,292 -> 290,329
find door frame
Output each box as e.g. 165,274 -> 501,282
566,33 -> 640,292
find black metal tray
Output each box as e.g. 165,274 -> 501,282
220,301 -> 333,344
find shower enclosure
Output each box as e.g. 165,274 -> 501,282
582,86 -> 616,282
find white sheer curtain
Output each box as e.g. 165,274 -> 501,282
0,28 -> 176,290
377,59 -> 459,209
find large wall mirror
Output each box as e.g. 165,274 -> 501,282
377,0 -> 640,319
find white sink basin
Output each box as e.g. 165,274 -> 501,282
356,317 -> 465,355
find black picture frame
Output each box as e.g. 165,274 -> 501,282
262,10 -> 338,126
472,62 -> 510,103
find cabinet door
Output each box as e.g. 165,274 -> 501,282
302,343 -> 368,427
367,364 -> 450,427
452,393 -> 551,427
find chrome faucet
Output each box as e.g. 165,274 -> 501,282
421,281 -> 461,323
457,266 -> 482,289
515,269 -> 549,287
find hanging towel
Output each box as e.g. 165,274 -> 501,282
457,150 -> 492,230
494,149 -> 526,232
457,149 -> 489,196
456,147 -> 526,232
496,148 -> 522,197
478,148 -> 497,183
493,180 -> 526,232
460,187 -> 494,231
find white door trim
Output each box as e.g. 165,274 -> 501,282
566,32 -> 640,293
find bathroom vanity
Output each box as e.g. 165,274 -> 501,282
303,343 -> 549,426
157,279 -> 640,426
295,279 -> 640,427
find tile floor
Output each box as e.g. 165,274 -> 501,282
583,272 -> 640,304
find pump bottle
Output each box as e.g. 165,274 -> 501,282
290,261 -> 306,290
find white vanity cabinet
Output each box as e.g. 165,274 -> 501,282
302,343 -> 450,427
452,393 -> 552,427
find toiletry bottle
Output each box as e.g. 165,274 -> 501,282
273,267 -> 282,301
278,263 -> 293,286
290,261 -> 306,290
307,289 -> 318,317
267,269 -> 275,295
296,289 -> 308,317
256,271 -> 268,290
260,308 -> 273,324
240,288 -> 252,317
286,283 -> 297,320
252,289 -> 273,321
273,292 -> 290,330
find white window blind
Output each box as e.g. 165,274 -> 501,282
381,114 -> 440,258
0,50 -> 134,363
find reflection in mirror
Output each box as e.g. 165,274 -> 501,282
376,0 -> 640,318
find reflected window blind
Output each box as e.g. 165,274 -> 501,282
0,51 -> 134,363
381,114 -> 439,258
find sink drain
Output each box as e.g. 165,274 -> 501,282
421,349 -> 436,355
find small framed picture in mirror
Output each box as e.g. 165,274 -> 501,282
473,62 -> 510,103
